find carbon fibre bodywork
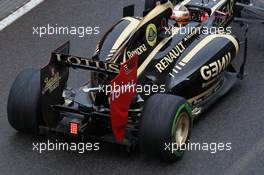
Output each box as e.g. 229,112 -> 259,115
37,0 -> 252,143
91,0 -> 242,118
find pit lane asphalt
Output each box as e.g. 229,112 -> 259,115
0,0 -> 264,175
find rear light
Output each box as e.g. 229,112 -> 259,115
70,122 -> 78,135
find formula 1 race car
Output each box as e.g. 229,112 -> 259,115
7,0 -> 264,162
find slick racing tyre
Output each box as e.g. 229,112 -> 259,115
139,94 -> 192,162
7,68 -> 42,135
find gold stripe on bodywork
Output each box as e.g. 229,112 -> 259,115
217,34 -> 239,54
137,2 -> 173,30
136,25 -> 181,76
112,2 -> 173,63
181,34 -> 239,64
137,37 -> 172,76
188,80 -> 220,104
211,0 -> 226,13
138,32 -> 238,77
181,0 -> 191,5
108,17 -> 140,61
111,17 -> 140,51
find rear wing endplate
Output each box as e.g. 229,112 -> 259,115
50,41 -> 120,75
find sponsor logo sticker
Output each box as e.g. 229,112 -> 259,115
145,23 -> 157,47
126,44 -> 147,59
200,52 -> 231,81
42,72 -> 61,94
54,53 -> 120,73
155,41 -> 186,73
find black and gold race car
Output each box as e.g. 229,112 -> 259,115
7,0 -> 264,162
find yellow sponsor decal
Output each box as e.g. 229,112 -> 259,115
145,23 -> 157,47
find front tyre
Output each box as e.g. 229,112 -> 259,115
7,68 -> 41,135
139,94 -> 192,162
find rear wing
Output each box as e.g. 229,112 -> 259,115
50,41 -> 120,75
39,0 -> 174,139
40,41 -> 120,127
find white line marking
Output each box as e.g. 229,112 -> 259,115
0,0 -> 44,31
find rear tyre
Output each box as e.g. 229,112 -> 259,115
7,68 -> 41,134
139,94 -> 192,162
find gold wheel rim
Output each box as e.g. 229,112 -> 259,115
175,112 -> 189,145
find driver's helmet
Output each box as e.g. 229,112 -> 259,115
171,5 -> 190,26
